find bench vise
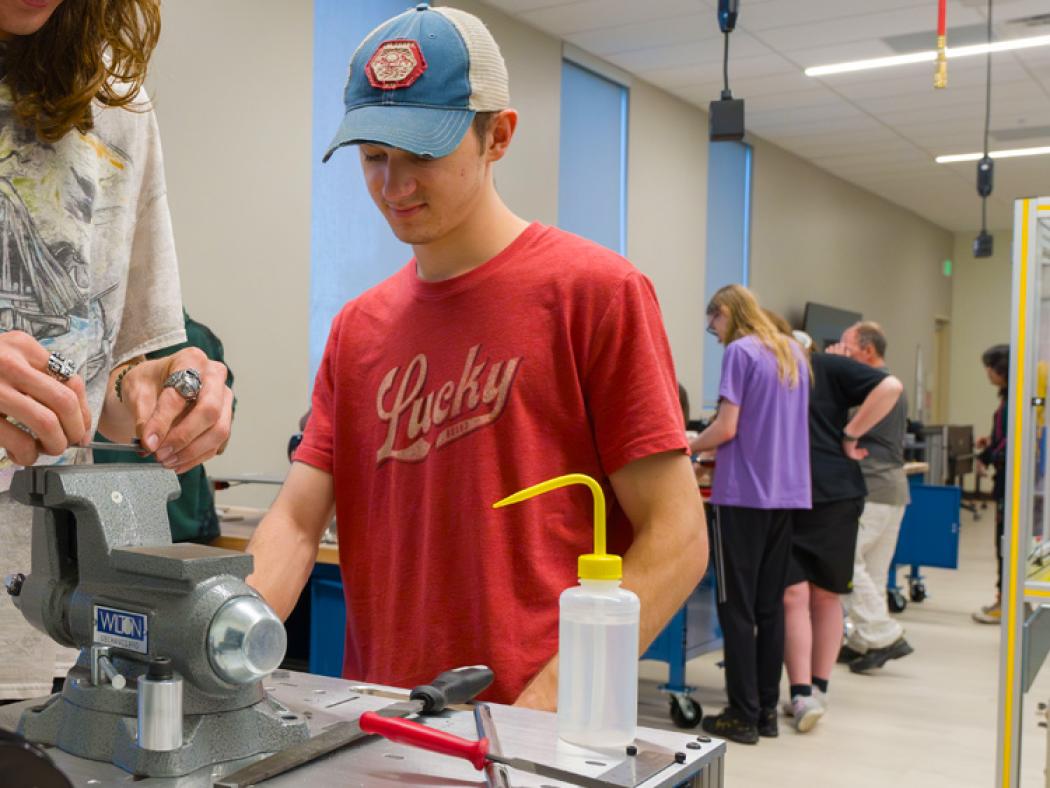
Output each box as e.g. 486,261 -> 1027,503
3,464 -> 309,777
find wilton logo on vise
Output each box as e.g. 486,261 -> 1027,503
376,344 -> 521,464
94,605 -> 149,654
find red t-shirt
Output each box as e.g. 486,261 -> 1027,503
295,223 -> 686,703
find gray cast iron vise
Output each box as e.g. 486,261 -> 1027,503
3,464 -> 309,777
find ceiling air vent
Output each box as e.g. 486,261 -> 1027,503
1005,13 -> 1050,29
882,15 -> 1049,53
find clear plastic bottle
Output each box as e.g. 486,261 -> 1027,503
557,578 -> 639,747
493,472 -> 640,748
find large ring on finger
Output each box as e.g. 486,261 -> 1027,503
46,352 -> 76,383
163,368 -> 202,402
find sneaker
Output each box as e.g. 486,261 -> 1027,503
790,695 -> 825,733
701,708 -> 759,744
781,688 -> 826,717
849,637 -> 915,673
973,601 -> 1001,624
758,707 -> 778,738
837,644 -> 864,664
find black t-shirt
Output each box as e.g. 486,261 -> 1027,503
809,353 -> 888,503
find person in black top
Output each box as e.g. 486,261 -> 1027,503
781,335 -> 903,732
973,344 -> 1010,624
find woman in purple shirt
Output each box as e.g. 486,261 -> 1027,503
689,284 -> 811,744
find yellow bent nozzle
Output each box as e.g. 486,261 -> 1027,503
493,473 -> 622,581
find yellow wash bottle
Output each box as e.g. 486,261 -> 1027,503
494,474 -> 640,747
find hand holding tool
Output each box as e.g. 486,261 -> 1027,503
215,666 -> 494,787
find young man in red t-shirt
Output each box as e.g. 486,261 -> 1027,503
246,4 -> 706,708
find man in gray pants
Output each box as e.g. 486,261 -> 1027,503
832,322 -> 914,673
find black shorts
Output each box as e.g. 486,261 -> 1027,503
785,497 -> 864,593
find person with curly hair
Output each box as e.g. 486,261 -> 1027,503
0,0 -> 234,701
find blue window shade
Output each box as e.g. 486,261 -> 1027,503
310,0 -> 411,383
557,61 -> 628,254
702,142 -> 753,409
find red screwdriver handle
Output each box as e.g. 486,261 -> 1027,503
358,712 -> 491,770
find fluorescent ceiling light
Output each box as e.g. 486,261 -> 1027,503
935,146 -> 1050,163
805,34 -> 1050,77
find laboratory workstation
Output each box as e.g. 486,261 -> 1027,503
0,0 -> 1047,786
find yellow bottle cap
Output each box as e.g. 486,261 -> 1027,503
493,473 -> 622,581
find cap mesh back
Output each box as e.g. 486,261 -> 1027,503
433,7 -> 510,110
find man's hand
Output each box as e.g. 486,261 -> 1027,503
843,438 -> 868,460
826,342 -> 851,357
118,348 -> 233,474
0,331 -> 92,465
513,658 -> 557,711
976,459 -> 987,477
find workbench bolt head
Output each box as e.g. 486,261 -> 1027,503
686,742 -> 703,750
696,735 -> 712,743
4,572 -> 25,596
625,744 -> 638,756
675,751 -> 687,764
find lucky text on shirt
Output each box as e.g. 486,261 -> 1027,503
376,344 -> 521,464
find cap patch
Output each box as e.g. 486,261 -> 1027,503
366,40 -> 428,90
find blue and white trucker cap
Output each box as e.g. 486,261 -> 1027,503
322,3 -> 510,162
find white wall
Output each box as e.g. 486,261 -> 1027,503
147,1 -> 314,507
748,136 -> 955,410
948,230 -> 1013,433
627,81 -> 708,405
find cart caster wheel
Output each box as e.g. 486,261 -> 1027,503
669,695 -> 702,729
888,589 -> 907,613
909,583 -> 927,603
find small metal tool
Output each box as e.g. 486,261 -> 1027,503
357,713 -> 676,788
474,702 -> 511,788
215,666 -> 494,788
84,438 -> 147,453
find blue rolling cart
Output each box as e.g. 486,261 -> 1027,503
886,478 -> 961,611
641,561 -> 722,728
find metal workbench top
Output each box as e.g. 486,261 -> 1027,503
0,670 -> 725,787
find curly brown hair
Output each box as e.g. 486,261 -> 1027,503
5,0 -> 161,143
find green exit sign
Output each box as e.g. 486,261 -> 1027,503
943,258 -> 953,277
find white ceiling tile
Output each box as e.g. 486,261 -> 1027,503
852,78 -> 1038,112
740,0 -> 951,33
606,31 -> 773,72
745,88 -> 848,112
519,0 -> 701,37
759,6 -> 986,54
877,95 -> 1048,125
564,13 -> 718,56
994,0 -> 1050,23
747,102 -> 868,127
480,0 -> 568,13
633,51 -> 800,90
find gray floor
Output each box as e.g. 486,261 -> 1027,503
637,504 -> 1050,787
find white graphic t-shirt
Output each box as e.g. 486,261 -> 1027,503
0,77 -> 186,699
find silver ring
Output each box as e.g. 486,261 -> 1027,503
46,352 -> 76,383
163,368 -> 202,402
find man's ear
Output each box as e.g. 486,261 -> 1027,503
486,109 -> 518,163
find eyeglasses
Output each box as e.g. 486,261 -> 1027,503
705,315 -> 720,338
